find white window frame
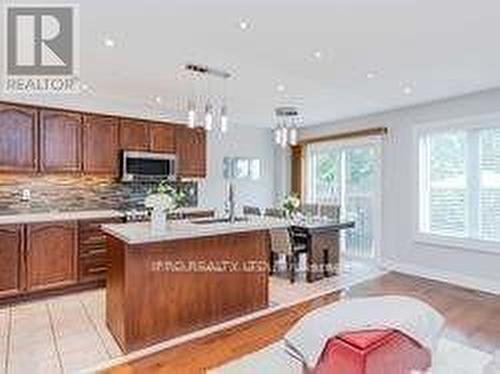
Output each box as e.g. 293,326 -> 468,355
413,113 -> 500,254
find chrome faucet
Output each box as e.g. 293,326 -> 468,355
226,182 -> 236,223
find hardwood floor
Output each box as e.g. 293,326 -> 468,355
102,272 -> 500,373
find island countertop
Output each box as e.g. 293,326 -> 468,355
102,216 -> 289,245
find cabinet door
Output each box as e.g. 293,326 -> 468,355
150,123 -> 176,153
176,127 -> 207,178
0,104 -> 38,172
0,225 -> 23,298
26,222 -> 77,291
40,110 -> 82,172
120,119 -> 150,151
83,115 -> 120,174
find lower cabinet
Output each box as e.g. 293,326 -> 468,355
78,218 -> 121,283
26,222 -> 77,291
0,225 -> 23,298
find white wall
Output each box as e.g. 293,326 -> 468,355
295,88 -> 500,293
198,124 -> 276,214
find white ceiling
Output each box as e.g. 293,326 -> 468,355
2,0 -> 500,128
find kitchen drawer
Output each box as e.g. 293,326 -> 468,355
79,245 -> 108,260
79,217 -> 122,233
79,257 -> 109,282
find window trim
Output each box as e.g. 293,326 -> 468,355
413,113 -> 500,253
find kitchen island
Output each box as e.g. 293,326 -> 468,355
102,217 -> 286,353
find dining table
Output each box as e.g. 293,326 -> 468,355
289,218 -> 355,283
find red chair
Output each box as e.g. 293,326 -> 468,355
313,329 -> 431,374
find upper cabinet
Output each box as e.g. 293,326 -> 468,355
150,123 -> 176,153
0,104 -> 38,172
83,115 -> 120,175
120,119 -> 150,151
40,110 -> 82,173
176,127 -> 207,178
0,102 -> 206,177
120,119 -> 176,154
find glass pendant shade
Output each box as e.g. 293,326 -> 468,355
204,103 -> 213,131
289,127 -> 298,146
188,110 -> 196,128
275,127 -> 282,144
220,105 -> 228,133
281,127 -> 288,148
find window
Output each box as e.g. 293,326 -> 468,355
305,139 -> 381,259
419,126 -> 500,243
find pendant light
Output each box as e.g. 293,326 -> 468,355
274,106 -> 302,147
185,64 -> 231,133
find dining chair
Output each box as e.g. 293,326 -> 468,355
319,205 -> 340,220
301,203 -> 319,217
268,227 -> 307,283
264,208 -> 285,218
243,205 -> 261,216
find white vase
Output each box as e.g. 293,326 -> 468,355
151,207 -> 167,232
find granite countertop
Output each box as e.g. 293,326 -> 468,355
0,209 -> 124,225
102,216 -> 288,245
0,207 -> 214,225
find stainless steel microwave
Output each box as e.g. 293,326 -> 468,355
121,151 -> 176,182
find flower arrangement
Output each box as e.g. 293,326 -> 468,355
145,180 -> 185,231
282,193 -> 301,217
144,180 -> 185,212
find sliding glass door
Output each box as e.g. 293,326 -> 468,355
305,138 -> 382,259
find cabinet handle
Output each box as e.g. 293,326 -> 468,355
86,248 -> 107,256
87,266 -> 107,274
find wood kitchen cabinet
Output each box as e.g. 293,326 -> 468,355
26,222 -> 77,291
83,114 -> 120,174
176,126 -> 206,178
120,119 -> 150,151
0,225 -> 23,298
40,110 -> 82,172
150,123 -> 176,153
121,119 -> 176,154
0,104 -> 38,172
0,100 -> 206,177
78,217 -> 121,283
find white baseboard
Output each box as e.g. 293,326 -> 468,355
379,259 -> 500,295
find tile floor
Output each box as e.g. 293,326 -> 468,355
0,260 -> 382,374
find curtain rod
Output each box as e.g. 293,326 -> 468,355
298,127 -> 388,146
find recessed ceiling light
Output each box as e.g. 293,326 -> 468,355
313,51 -> 322,59
276,84 -> 285,92
104,37 -> 115,48
403,85 -> 413,95
366,71 -> 377,79
154,96 -> 162,104
239,20 -> 250,30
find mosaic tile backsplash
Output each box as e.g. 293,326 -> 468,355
0,175 -> 198,215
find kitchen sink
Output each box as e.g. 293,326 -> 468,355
191,217 -> 249,225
